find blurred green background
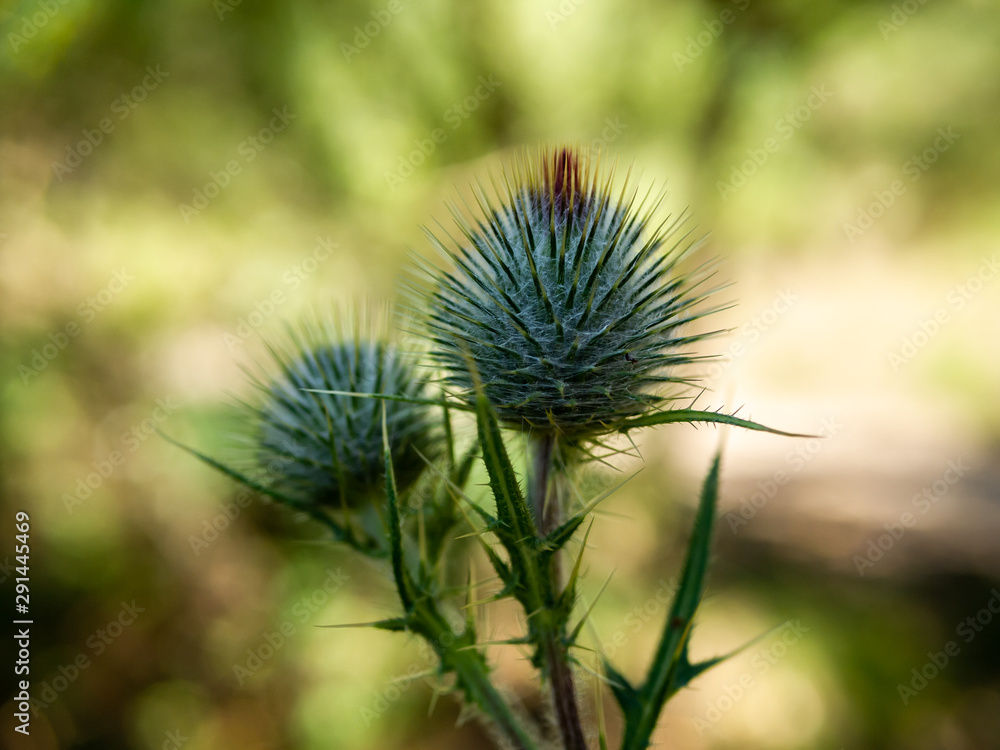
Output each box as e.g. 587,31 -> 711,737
2,0 -> 1000,748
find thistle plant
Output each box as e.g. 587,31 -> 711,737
248,318 -> 437,509
174,146 -> 807,750
425,147 -> 718,439
168,314 -> 440,554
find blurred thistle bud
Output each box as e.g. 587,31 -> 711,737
239,313 -> 438,510
422,145 -> 723,440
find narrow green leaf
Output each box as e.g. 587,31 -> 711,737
442,401 -> 456,469
450,442 -> 479,491
617,409 -> 814,438
464,565 -> 478,636
473,392 -> 537,541
453,637 -> 531,651
318,617 -> 409,632
383,406 -> 414,612
543,513 -> 587,555
603,659 -> 641,719
301,388 -> 459,410
620,452 -> 722,750
674,623 -> 792,689
416,446 -> 497,526
562,519 -> 596,617
568,569 -> 613,645
472,391 -> 555,620
160,431 -> 301,507
598,721 -> 610,750
160,431 -> 378,551
479,543 -> 515,593
450,500 -> 514,592
542,472 -> 639,553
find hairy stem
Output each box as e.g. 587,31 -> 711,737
530,434 -> 559,538
452,647 -> 540,750
530,434 -> 587,750
415,602 -> 539,750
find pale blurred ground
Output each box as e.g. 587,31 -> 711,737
2,1 -> 999,749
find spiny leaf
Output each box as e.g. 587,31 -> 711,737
390,668 -> 438,683
383,405 -> 414,612
675,622 -> 794,688
450,441 -> 479,490
160,431 -> 379,552
542,471 -> 639,553
473,391 -> 537,542
617,408 -> 814,438
471,391 -> 557,648
568,569 -> 613,645
161,431 -> 302,507
317,617 -> 409,632
618,452 -> 722,750
603,659 -> 641,717
464,566 -> 478,636
415,446 -> 496,525
562,518 -> 596,615
442,401 -> 456,469
302,388 -> 458,410
453,637 -> 531,651
452,500 -> 514,591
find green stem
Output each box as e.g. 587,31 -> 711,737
529,435 -> 588,750
452,648 -> 540,750
416,602 -> 539,750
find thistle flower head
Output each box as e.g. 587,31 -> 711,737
423,146 -> 721,440
239,314 -> 438,509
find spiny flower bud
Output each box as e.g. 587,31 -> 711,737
240,316 -> 438,509
423,146 -> 721,439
